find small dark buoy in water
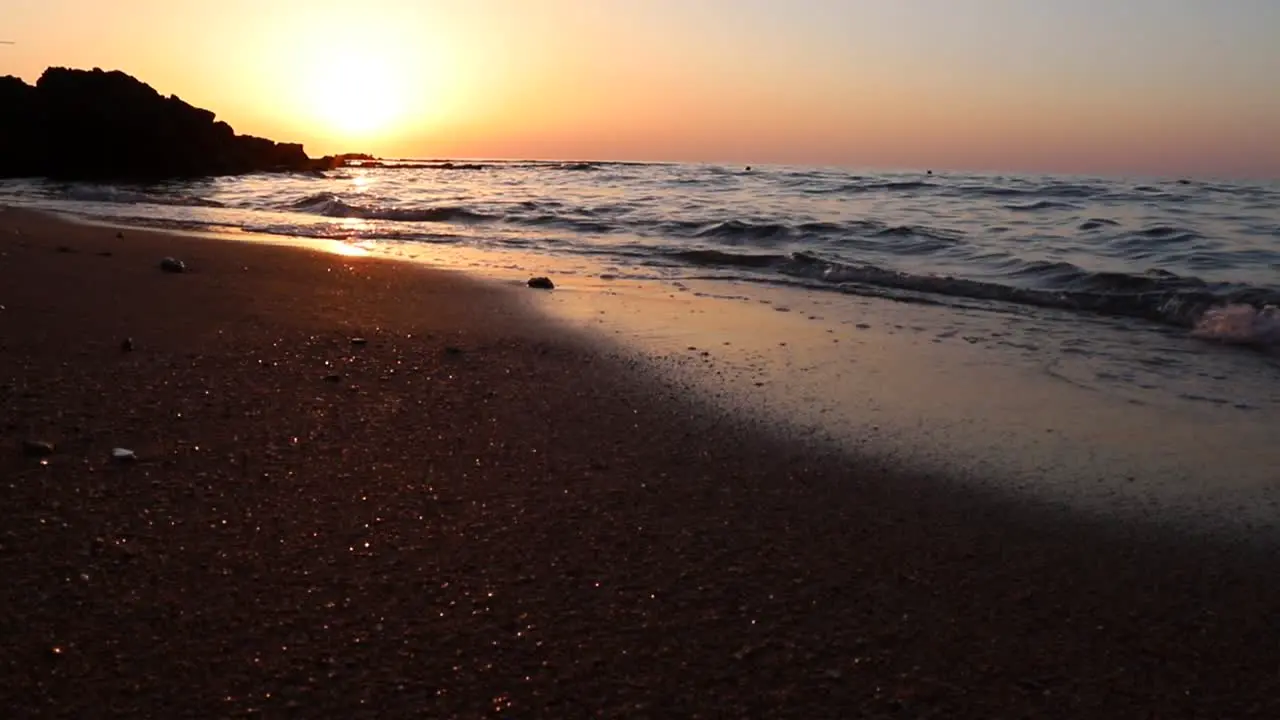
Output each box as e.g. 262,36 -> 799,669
926,169 -> 933,175
745,166 -> 752,172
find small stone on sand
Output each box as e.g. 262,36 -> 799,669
527,277 -> 555,290
324,374 -> 342,383
159,257 -> 186,273
121,337 -> 134,352
351,338 -> 368,346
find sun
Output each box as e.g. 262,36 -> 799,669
305,48 -> 409,139
273,27 -> 462,150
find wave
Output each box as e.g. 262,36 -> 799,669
429,162 -> 489,171
836,180 -> 936,193
1137,225 -> 1194,239
957,182 -> 1110,201
668,249 -> 788,269
1079,218 -> 1120,231
286,193 -> 492,222
276,197 -> 969,244
1006,200 -> 1082,211
655,247 -> 1280,338
694,220 -> 793,241
1191,305 -> 1280,347
873,225 -> 958,243
504,213 -> 617,234
62,185 -> 225,208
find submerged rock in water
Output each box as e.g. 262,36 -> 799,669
527,276 -> 555,290
22,440 -> 55,457
159,257 -> 185,273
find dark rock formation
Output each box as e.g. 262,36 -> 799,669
0,67 -> 345,181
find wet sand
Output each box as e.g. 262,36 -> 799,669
536,272 -> 1280,536
2,207 -> 1278,718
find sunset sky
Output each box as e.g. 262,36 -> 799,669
4,0 -> 1278,178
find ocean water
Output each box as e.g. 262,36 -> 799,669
3,161 -> 1278,344
4,161 -> 1280,531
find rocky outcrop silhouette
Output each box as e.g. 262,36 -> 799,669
0,67 -> 344,180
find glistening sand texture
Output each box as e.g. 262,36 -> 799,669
2,208 -> 1278,718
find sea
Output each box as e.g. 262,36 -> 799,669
3,161 -> 1279,534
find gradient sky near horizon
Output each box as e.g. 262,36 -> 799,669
3,0 -> 1278,178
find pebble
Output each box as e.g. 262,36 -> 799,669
121,337 -> 134,352
527,277 -> 555,290
350,338 -> 368,346
159,257 -> 186,273
111,448 -> 137,462
324,374 -> 342,383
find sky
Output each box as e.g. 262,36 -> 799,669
3,0 -> 1278,178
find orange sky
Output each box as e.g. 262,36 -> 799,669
4,0 -> 1278,178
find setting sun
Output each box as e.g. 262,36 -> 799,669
253,10 -> 466,153
304,49 -> 408,137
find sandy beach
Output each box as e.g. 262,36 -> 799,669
2,207 -> 1278,718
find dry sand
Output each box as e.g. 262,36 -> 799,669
1,207 -> 1278,718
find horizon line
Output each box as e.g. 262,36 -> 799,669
346,156 -> 1277,184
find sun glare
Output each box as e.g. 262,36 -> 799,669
306,49 -> 408,138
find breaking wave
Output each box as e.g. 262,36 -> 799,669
286,193 -> 493,222
667,247 -> 1280,340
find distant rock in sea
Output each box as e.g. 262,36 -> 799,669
0,67 -> 354,181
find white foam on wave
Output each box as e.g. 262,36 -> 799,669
286,192 -> 490,223
1191,304 -> 1280,347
